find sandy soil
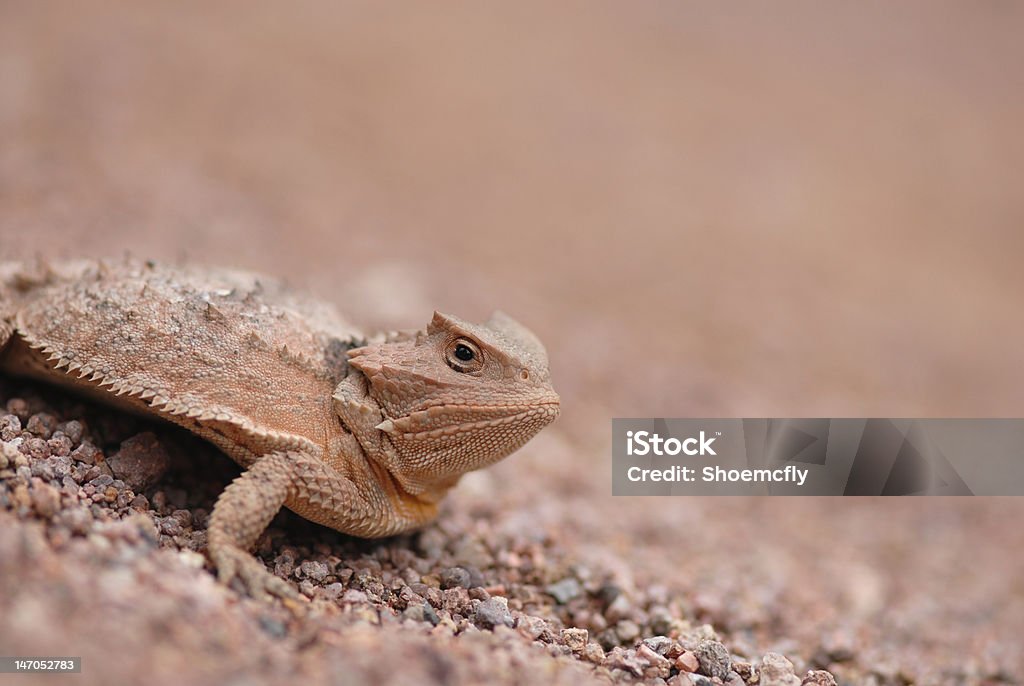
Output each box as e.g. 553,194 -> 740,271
1,3 -> 1023,685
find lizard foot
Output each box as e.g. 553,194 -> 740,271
210,542 -> 302,603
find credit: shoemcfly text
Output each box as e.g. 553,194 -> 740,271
626,465 -> 809,486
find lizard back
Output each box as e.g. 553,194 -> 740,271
0,259 -> 363,464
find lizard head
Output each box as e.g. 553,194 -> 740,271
346,311 -> 560,493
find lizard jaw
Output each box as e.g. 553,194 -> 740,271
375,402 -> 560,440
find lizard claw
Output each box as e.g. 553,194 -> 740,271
211,543 -> 303,604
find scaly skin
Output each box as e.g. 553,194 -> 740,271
0,258 -> 560,601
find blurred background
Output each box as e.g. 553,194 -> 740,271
2,2 -> 1022,682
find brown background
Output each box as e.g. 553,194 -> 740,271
2,2 -> 1022,682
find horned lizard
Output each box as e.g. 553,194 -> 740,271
0,259 -> 559,600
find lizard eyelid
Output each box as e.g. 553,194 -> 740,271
444,337 -> 484,373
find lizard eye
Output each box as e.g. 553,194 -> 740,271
445,338 -> 484,373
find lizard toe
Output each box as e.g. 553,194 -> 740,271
211,544 -> 302,604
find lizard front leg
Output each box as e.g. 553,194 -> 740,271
207,451 -> 303,601
208,450 -> 383,601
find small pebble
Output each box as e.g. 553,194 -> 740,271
30,458 -> 55,480
467,587 -> 490,601
402,602 -> 440,626
597,582 -> 621,605
649,605 -> 674,635
56,420 -> 84,445
49,455 -> 72,478
582,642 -> 605,664
30,481 -> 61,518
615,619 -> 640,644
676,650 -> 700,673
606,647 -> 647,677
402,604 -> 427,622
421,603 -> 440,626
732,661 -> 754,680
695,639 -> 732,680
545,577 -> 582,604
341,589 -> 368,604
106,433 -> 170,491
6,398 -> 29,420
597,628 -> 619,650
319,583 -> 345,601
90,474 -> 114,488
441,586 -> 470,614
297,560 -> 329,582
71,442 -> 102,466
159,517 -> 183,536
605,593 -> 633,622
440,566 -> 472,589
48,434 -> 73,458
451,537 -> 492,568
638,643 -> 671,668
20,437 -> 50,460
463,566 -> 485,589
274,551 -> 296,579
760,652 -> 802,686
473,597 -> 513,629
516,615 -> 550,642
561,627 -> 588,653
26,412 -> 58,438
801,670 -> 838,686
0,414 -> 20,441
820,631 -> 856,663
57,508 -> 92,536
643,635 -> 674,656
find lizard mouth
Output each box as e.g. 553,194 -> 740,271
375,401 -> 560,441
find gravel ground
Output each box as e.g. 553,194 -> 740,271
2,374 -> 1022,685
2,3 -> 1024,685
0,379 -> 841,686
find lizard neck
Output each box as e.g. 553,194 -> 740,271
362,454 -> 456,523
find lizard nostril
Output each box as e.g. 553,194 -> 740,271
520,369 -> 529,381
